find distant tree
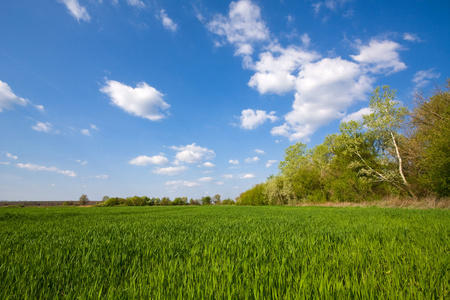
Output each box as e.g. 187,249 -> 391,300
79,194 -> 90,205
189,198 -> 200,205
212,194 -> 221,205
221,198 -> 236,205
160,197 -> 172,206
201,196 -> 211,205
102,196 -> 110,202
173,197 -> 183,205
181,197 -> 188,205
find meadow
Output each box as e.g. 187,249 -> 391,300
0,206 -> 448,299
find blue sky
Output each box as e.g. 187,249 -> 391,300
0,0 -> 448,201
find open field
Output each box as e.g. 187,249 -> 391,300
0,206 -> 448,299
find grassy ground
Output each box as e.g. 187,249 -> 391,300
0,206 -> 448,299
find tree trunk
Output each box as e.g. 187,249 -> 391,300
390,131 -> 416,198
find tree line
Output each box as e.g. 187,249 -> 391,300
237,81 -> 450,205
94,194 -> 236,207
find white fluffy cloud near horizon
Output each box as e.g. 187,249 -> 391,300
129,155 -> 169,166
101,80 -> 170,122
171,143 -> 215,164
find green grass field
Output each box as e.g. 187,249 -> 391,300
0,206 -> 448,299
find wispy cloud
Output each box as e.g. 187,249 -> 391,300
59,0 -> 90,22
160,9 -> 178,32
0,80 -> 27,112
16,163 -> 77,177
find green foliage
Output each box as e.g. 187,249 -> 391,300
160,197 -> 172,206
237,184 -> 267,205
78,194 -> 89,205
0,206 -> 448,298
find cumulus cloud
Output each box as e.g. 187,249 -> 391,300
101,80 -> 170,121
199,177 -> 214,182
272,57 -> 373,141
351,39 -> 406,74
245,156 -> 260,163
165,180 -> 200,188
91,174 -> 108,179
240,173 -> 255,179
59,0 -> 90,22
127,0 -> 145,8
266,160 -> 277,167
76,159 -> 88,165
412,69 -> 440,88
254,149 -> 264,154
240,109 -> 278,129
248,45 -> 319,94
153,166 -> 188,176
32,122 -> 53,133
6,153 -> 18,160
81,129 -> 91,136
229,159 -> 239,165
160,9 -> 178,32
0,80 -> 27,112
171,143 -> 215,164
16,163 -> 77,177
403,33 -> 420,42
202,162 -> 215,168
223,174 -> 234,179
129,155 -> 169,166
341,107 -> 372,123
207,0 -> 269,57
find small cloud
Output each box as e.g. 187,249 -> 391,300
202,162 -> 215,168
171,143 -> 215,164
0,162 -> 10,165
240,173 -> 255,179
266,160 -> 277,168
254,149 -> 265,154
229,159 -> 239,165
34,104 -> 45,113
81,129 -> 91,136
90,124 -> 99,130
412,69 -> 440,88
223,174 -> 233,179
300,33 -> 310,47
76,159 -> 88,165
165,180 -> 200,188
245,156 -> 260,163
127,0 -> 145,9
153,166 -> 188,176
0,80 -> 27,112
403,33 -> 421,42
199,177 -> 214,182
16,162 -> 77,177
341,107 -> 372,123
240,109 -> 278,130
216,181 -> 225,186
59,0 -> 91,22
91,174 -> 108,180
32,122 -> 53,133
160,9 -> 178,32
6,153 -> 18,160
129,155 -> 169,166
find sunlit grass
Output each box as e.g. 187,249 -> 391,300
0,206 -> 448,298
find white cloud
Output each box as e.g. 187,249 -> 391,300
16,163 -> 77,177
351,39 -> 406,74
153,166 -> 188,176
34,104 -> 45,113
81,129 -> 91,136
90,124 -> 99,130
272,57 -> 373,141
129,155 -> 169,166
216,181 -> 225,185
412,69 -> 440,88
403,33 -> 420,42
248,45 -> 319,94
341,107 -> 372,123
76,159 -> 88,165
0,80 -> 27,112
0,162 -> 10,165
223,174 -> 234,179
59,0 -> 90,22
32,122 -> 53,133
301,33 -> 311,47
240,173 -> 255,179
165,180 -> 200,188
6,153 -> 18,160
199,177 -> 214,182
229,159 -> 239,165
171,143 -> 215,164
127,0 -> 145,8
245,156 -> 260,163
202,162 -> 215,168
91,174 -> 108,180
160,9 -> 178,32
207,0 -> 269,56
101,80 -> 170,121
240,109 -> 278,129
266,160 -> 277,167
254,149 -> 264,154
